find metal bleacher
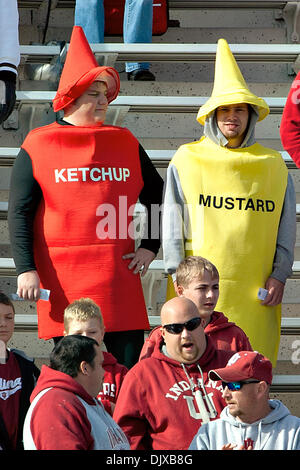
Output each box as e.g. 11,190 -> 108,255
17,0 -> 291,9
14,91 -> 288,113
1,0 -> 298,412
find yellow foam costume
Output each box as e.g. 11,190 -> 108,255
164,39 -> 288,366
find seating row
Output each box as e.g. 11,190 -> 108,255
13,91 -> 289,115
19,43 -> 300,70
17,1 -> 290,10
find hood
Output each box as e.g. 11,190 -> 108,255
53,26 -> 120,112
102,351 -> 117,367
203,104 -> 259,148
218,399 -> 292,449
197,39 -> 269,126
205,311 -> 237,334
30,365 -> 95,405
221,399 -> 290,427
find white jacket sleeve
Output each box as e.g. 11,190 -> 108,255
162,163 -> 188,279
0,0 -> 20,74
271,173 -> 296,283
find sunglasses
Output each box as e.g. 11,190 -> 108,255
162,317 -> 201,335
222,380 -> 260,391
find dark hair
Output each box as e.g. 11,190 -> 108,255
0,292 -> 15,314
50,335 -> 99,378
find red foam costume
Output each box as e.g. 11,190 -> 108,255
14,27 -> 154,339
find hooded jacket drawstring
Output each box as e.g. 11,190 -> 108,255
181,363 -> 217,423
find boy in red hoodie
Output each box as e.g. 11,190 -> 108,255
140,256 -> 252,360
64,298 -> 127,415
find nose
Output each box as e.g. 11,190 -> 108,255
98,93 -> 108,106
222,385 -> 231,399
206,288 -> 214,299
227,109 -> 238,121
181,326 -> 192,339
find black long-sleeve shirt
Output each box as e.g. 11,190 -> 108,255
8,120 -> 164,275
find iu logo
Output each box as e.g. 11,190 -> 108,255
183,390 -> 217,423
244,438 -> 254,449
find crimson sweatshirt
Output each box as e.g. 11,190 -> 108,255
23,365 -> 129,450
98,351 -> 128,415
113,335 -> 234,450
280,70 -> 300,168
139,311 -> 252,361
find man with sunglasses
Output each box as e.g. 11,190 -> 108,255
113,297 -> 234,450
189,351 -> 300,450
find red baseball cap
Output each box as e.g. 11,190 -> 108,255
209,351 -> 273,384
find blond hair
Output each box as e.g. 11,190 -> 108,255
64,297 -> 104,332
176,256 -> 219,288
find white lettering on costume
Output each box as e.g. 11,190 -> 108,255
54,167 -> 130,183
54,168 -> 67,183
0,377 -> 22,400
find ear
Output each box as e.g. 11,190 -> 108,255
160,326 -> 165,340
200,318 -> 206,328
257,381 -> 269,397
79,361 -> 89,375
176,284 -> 184,296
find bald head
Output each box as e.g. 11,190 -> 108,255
160,297 -> 206,364
161,297 -> 200,326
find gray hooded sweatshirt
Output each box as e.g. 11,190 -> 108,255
189,399 -> 300,450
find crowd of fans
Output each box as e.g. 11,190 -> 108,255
1,0 -> 300,451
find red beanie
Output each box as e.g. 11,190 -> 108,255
53,26 -> 120,112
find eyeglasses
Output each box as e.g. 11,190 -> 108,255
222,380 -> 260,391
162,317 -> 201,335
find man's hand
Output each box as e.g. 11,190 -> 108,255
221,443 -> 237,450
261,276 -> 285,306
17,270 -> 41,301
0,79 -> 16,124
221,443 -> 253,450
123,248 -> 155,276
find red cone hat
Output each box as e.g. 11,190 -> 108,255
53,26 -> 120,112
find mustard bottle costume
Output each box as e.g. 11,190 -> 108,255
163,39 -> 296,366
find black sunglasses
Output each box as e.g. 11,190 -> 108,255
162,317 -> 201,335
222,380 -> 260,391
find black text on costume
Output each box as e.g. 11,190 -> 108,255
199,194 -> 275,212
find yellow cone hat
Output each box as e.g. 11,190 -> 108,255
197,39 -> 269,125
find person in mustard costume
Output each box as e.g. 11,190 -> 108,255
162,39 -> 296,367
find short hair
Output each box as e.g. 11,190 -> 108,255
0,292 -> 15,314
50,335 -> 99,378
64,298 -> 104,332
176,256 -> 219,288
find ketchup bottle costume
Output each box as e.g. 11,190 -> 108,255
8,27 -> 163,341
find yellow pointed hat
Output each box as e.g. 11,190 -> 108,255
197,39 -> 269,125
